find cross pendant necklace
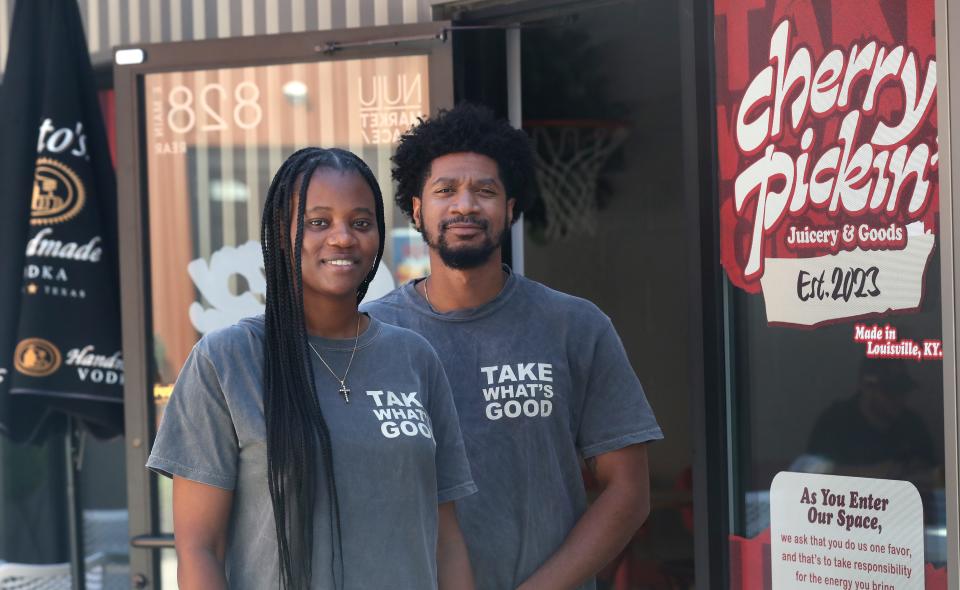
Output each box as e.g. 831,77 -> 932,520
338,382 -> 351,404
308,314 -> 362,404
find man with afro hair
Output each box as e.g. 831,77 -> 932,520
363,103 -> 662,590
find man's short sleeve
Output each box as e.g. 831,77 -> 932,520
427,352 -> 478,503
577,320 -> 663,459
146,344 -> 239,490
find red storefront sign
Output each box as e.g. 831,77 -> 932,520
715,0 -> 939,328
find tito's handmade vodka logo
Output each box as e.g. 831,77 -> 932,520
14,338 -> 62,378
31,118 -> 90,226
32,158 -> 86,226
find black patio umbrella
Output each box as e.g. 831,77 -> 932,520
0,1 -> 124,588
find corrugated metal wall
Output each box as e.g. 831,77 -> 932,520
0,0 -> 434,76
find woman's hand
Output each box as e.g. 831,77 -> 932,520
172,476 -> 234,590
437,501 -> 475,590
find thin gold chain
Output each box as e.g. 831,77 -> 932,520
423,276 -> 436,311
307,313 -> 361,394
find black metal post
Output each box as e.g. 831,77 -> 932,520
65,417 -> 85,590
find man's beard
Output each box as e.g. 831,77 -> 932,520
422,214 -> 509,269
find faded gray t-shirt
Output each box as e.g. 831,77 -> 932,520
363,269 -> 663,590
146,315 -> 476,590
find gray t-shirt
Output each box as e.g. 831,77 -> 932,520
146,315 -> 476,590
363,269 -> 663,590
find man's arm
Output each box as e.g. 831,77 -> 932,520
173,476 -> 233,590
437,501 -> 475,590
516,443 -> 651,590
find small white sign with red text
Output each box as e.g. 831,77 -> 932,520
771,472 -> 924,590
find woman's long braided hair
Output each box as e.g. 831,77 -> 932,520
260,147 -> 386,589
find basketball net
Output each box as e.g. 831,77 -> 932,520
528,123 -> 629,241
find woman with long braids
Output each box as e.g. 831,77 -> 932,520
147,147 -> 477,589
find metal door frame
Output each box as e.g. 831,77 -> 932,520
934,0 -> 960,587
113,22 -> 453,587
677,1 -> 731,587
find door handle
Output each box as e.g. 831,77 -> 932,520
130,534 -> 175,548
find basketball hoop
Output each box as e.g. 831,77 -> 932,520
525,119 -> 629,242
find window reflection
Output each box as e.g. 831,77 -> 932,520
140,57 -> 433,548
731,253 -> 947,572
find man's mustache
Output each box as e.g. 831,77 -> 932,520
440,216 -> 489,231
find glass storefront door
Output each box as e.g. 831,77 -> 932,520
114,24 -> 452,587
708,0 -> 956,588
